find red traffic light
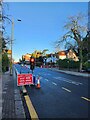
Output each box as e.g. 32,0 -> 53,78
30,58 -> 34,62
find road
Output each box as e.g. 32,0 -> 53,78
14,64 -> 89,119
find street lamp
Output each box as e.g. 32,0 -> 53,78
10,18 -> 21,75
10,17 -> 14,76
3,16 -> 21,75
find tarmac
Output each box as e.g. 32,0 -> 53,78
1,66 -> 89,119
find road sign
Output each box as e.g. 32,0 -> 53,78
17,74 -> 33,86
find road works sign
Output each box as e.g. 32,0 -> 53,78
17,74 -> 33,86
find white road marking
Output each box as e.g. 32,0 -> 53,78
62,87 -> 71,92
43,73 -> 51,76
38,73 -> 51,76
81,97 -> 90,102
45,79 -> 48,81
52,82 -> 57,86
53,77 -> 83,86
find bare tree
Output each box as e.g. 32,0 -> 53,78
1,0 -> 11,47
56,13 -> 88,71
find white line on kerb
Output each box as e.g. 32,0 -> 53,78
62,87 -> 71,92
52,82 -> 57,86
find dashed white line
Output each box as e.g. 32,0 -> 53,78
62,87 -> 71,92
53,77 -> 83,86
52,82 -> 57,86
81,97 -> 90,102
45,79 -> 48,81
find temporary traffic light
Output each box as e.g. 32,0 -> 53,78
30,58 -> 34,62
30,57 -> 35,72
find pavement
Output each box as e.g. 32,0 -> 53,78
1,69 -> 26,119
49,67 -> 90,77
0,74 -> 2,120
1,65 -> 89,119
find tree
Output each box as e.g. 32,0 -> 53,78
0,0 -> 3,73
0,1 -> 11,72
2,52 -> 10,72
32,50 -> 42,58
42,49 -> 49,56
56,13 -> 88,71
82,31 -> 90,62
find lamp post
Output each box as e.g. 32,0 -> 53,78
10,17 -> 14,75
10,18 -> 21,75
3,16 -> 21,75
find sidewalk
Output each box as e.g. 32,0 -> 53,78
2,70 -> 26,119
49,68 -> 90,77
0,74 -> 2,120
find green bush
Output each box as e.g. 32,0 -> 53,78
83,61 -> 90,69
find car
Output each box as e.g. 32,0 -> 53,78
86,68 -> 90,73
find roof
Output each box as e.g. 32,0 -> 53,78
57,49 -> 78,56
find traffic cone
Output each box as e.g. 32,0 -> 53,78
36,77 -> 41,89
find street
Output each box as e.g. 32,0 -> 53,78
14,64 -> 89,119
1,1 -> 90,119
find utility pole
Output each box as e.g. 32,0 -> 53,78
10,17 -> 14,76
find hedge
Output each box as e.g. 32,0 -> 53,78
57,59 -> 80,69
2,53 -> 10,72
83,61 -> 90,69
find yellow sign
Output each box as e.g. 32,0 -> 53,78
7,50 -> 12,54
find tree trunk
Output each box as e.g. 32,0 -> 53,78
79,47 -> 83,72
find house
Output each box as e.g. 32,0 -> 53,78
22,53 -> 32,61
66,49 -> 79,61
57,49 -> 79,61
58,51 -> 66,60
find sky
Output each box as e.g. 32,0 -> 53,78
4,2 -> 88,62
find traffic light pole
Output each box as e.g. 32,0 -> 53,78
30,57 -> 35,74
32,70 -> 33,74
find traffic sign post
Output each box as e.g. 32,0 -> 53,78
17,73 -> 33,86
